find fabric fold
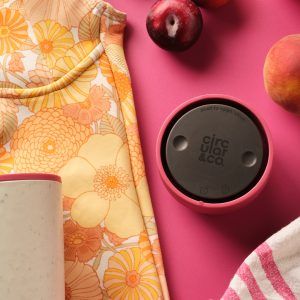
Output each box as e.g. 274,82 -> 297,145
0,1 -> 169,299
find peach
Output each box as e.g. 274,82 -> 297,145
196,0 -> 230,9
264,35 -> 300,113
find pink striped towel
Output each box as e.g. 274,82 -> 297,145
222,218 -> 300,299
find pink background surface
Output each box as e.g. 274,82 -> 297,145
109,0 -> 300,299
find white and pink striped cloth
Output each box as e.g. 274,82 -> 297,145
222,218 -> 300,299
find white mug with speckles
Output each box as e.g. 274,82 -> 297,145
0,174 -> 64,300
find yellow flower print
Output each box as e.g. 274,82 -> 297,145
107,44 -> 129,75
139,232 -> 164,276
0,147 -> 13,174
10,108 -> 91,173
0,98 -> 18,146
21,41 -> 99,113
78,12 -> 100,42
59,133 -> 144,238
0,8 -> 28,55
33,20 -> 75,68
54,40 -> 99,76
0,0 -> 9,6
104,247 -> 161,300
0,81 -> 21,99
9,0 -> 25,16
24,0 -> 98,29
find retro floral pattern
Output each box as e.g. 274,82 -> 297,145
23,0 -> 99,29
65,260 -> 103,300
63,84 -> 111,125
33,20 -> 75,68
104,247 -> 161,299
0,147 -> 13,174
8,52 -> 25,73
127,123 -> 146,184
0,98 -> 18,145
20,41 -> 99,112
64,219 -> 103,263
59,133 -> 145,238
0,8 -> 28,55
0,1 -> 168,299
10,108 -> 91,173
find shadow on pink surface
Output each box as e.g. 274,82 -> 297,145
291,0 -> 300,6
174,0 -> 246,70
201,147 -> 300,247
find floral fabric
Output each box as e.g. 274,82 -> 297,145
0,1 -> 169,299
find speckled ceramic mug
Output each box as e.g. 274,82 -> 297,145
0,174 -> 64,300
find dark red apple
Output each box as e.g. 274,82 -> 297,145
146,0 -> 203,51
196,0 -> 230,9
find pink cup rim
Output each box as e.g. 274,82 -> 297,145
0,173 -> 61,183
156,94 -> 274,212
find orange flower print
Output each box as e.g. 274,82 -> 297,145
0,147 -> 13,174
139,231 -> 155,263
101,17 -> 125,47
104,228 -> 126,246
127,124 -> 145,184
152,239 -> 164,276
10,108 -> 91,173
63,85 -> 111,125
64,219 -> 103,263
99,53 -> 115,86
26,63 -> 53,88
93,165 -> 130,201
63,196 -> 75,211
104,247 -> 161,299
113,69 -> 131,102
0,8 -> 28,55
33,20 -> 75,68
65,260 -> 103,300
8,52 -> 25,73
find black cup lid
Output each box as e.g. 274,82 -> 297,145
163,99 -> 268,203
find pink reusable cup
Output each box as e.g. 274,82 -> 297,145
157,95 -> 273,214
